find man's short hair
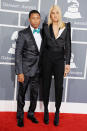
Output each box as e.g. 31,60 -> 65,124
29,10 -> 40,18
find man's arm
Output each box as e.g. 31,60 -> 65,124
15,31 -> 25,82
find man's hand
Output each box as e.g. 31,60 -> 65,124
17,74 -> 24,83
64,65 -> 70,77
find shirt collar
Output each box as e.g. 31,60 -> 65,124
30,25 -> 39,33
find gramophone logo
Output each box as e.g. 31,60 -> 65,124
8,31 -> 18,55
0,31 -> 18,65
64,0 -> 82,19
70,53 -> 77,69
14,0 -> 30,2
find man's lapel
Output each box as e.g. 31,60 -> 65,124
39,29 -> 43,53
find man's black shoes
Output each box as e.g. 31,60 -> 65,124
17,119 -> 24,127
27,113 -> 39,123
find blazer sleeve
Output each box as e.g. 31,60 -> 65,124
65,22 -> 71,65
38,24 -> 47,72
40,26 -> 47,54
15,31 -> 25,75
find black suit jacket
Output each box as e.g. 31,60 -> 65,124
40,22 -> 71,65
15,26 -> 42,76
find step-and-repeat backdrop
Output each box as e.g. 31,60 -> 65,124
0,0 -> 87,113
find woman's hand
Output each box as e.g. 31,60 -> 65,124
17,73 -> 24,83
64,65 -> 70,77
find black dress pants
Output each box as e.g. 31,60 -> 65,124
42,50 -> 64,111
17,74 -> 39,119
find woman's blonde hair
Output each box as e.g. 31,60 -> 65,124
48,5 -> 65,28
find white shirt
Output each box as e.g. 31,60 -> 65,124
30,25 -> 42,51
56,27 -> 66,39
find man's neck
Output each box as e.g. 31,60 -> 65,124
30,25 -> 39,29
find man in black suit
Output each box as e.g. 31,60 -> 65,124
15,10 -> 42,127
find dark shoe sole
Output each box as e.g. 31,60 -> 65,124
17,120 -> 24,127
54,121 -> 59,126
27,116 -> 39,124
17,123 -> 24,127
44,120 -> 49,124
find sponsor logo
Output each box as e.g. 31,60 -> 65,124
64,0 -> 82,19
8,31 -> 18,55
0,31 -> 18,65
70,53 -> 77,69
2,0 -> 36,11
14,0 -> 30,2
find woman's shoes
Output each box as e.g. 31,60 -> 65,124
44,109 -> 49,124
44,108 -> 59,126
54,112 -> 59,126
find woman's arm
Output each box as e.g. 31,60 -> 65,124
64,22 -> 71,76
65,22 -> 71,65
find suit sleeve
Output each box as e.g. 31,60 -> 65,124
15,31 -> 25,75
40,26 -> 47,54
65,22 -> 71,65
38,24 -> 47,76
39,25 -> 47,65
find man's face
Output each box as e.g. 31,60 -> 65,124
29,13 -> 40,29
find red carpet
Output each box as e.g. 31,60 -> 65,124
0,112 -> 87,131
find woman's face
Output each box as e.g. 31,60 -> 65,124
50,8 -> 60,23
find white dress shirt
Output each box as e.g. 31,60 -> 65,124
56,27 -> 66,39
30,25 -> 42,51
